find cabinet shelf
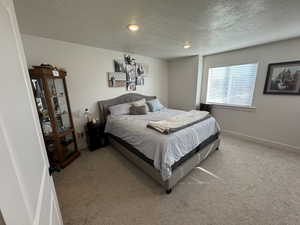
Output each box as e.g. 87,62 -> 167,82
58,128 -> 74,137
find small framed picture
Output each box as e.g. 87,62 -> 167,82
136,63 -> 149,77
107,72 -> 126,87
127,82 -> 136,91
114,60 -> 126,73
264,61 -> 300,95
136,75 -> 144,86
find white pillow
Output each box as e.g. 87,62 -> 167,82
109,103 -> 131,115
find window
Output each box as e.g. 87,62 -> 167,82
206,63 -> 258,107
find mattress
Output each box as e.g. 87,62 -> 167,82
105,108 -> 220,180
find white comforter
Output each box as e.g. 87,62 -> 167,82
105,108 -> 220,180
148,110 -> 210,134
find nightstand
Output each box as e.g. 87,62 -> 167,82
199,103 -> 212,113
85,122 -> 108,151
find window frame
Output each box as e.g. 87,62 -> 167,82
205,62 -> 259,109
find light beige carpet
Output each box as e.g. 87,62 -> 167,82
54,135 -> 300,225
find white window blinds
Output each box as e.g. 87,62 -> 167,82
206,63 -> 258,107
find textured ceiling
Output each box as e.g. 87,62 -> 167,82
15,0 -> 300,59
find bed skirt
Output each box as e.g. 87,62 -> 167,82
108,135 -> 220,192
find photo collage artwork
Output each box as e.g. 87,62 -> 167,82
108,54 -> 149,91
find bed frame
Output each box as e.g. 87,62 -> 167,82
98,93 -> 220,194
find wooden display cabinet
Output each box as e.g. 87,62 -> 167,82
29,66 -> 80,168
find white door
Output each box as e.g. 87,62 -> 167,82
0,0 -> 63,224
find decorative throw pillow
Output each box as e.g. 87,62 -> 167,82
109,103 -> 131,115
147,99 -> 164,112
130,105 -> 147,115
131,98 -> 149,112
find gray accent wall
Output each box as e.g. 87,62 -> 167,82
168,55 -> 202,110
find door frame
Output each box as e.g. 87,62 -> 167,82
0,0 -> 63,224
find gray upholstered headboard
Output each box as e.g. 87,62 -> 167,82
98,93 -> 156,124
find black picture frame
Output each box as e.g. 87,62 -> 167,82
263,60 -> 300,95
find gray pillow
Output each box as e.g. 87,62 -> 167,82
130,105 -> 147,115
131,98 -> 149,112
109,103 -> 131,115
147,99 -> 164,112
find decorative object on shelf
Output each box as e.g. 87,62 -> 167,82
29,66 -> 80,169
83,108 -> 92,122
108,54 -> 149,90
85,122 -> 108,151
264,60 -> 300,95
33,63 -> 55,69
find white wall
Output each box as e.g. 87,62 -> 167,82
22,34 -> 168,149
202,38 -> 300,151
168,56 -> 201,110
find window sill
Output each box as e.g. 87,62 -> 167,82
209,103 -> 256,112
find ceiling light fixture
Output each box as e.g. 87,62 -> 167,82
127,24 -> 139,32
184,42 -> 192,49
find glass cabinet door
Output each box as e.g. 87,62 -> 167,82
47,78 -> 71,133
60,133 -> 77,159
31,78 -> 53,137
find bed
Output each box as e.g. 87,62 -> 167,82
98,93 -> 220,194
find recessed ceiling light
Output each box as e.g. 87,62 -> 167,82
128,24 -> 139,32
184,42 -> 191,49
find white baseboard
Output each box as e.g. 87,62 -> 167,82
222,129 -> 300,153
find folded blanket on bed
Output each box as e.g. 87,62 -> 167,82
147,110 -> 210,134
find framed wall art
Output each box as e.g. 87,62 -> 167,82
107,72 -> 126,87
108,54 -> 149,90
264,61 -> 300,95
